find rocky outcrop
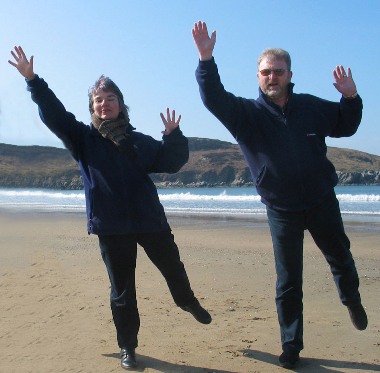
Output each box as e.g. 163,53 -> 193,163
0,174 -> 83,189
337,170 -> 380,185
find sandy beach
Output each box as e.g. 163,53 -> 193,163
0,211 -> 379,373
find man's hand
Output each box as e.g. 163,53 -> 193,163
192,21 -> 216,61
333,65 -> 357,98
160,108 -> 181,135
8,46 -> 35,80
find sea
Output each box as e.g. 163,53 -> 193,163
0,186 -> 380,226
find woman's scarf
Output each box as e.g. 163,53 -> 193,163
91,114 -> 137,159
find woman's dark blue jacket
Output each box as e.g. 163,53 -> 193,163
26,76 -> 188,235
196,58 -> 363,211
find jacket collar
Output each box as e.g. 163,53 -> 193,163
256,83 -> 295,116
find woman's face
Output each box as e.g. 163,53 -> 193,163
92,89 -> 121,120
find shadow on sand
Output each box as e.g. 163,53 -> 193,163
103,349 -> 380,372
103,352 -> 235,372
241,349 -> 380,372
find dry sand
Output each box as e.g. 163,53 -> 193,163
0,211 -> 379,372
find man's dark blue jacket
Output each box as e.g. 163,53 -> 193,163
26,76 -> 188,235
196,58 -> 363,211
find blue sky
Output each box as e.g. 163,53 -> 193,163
0,0 -> 379,155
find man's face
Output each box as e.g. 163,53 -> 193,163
92,89 -> 121,120
257,57 -> 292,104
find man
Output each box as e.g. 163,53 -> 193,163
9,46 -> 211,370
192,21 -> 367,369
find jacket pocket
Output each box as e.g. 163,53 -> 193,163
255,165 -> 267,187
89,188 -> 95,220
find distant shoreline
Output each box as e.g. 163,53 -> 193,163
1,178 -> 380,190
2,208 -> 379,233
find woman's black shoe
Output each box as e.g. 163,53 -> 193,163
347,303 -> 368,330
120,348 -> 137,370
181,299 -> 212,324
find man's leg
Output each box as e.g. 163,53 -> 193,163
98,235 -> 140,349
267,207 -> 305,358
306,193 -> 367,330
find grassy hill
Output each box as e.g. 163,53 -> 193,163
0,139 -> 379,189
0,143 -> 80,189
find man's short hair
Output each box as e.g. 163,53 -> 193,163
257,48 -> 291,70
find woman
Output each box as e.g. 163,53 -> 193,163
9,46 -> 211,370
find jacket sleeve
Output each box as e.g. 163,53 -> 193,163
196,58 -> 252,141
329,95 -> 363,137
149,127 -> 189,173
26,76 -> 85,160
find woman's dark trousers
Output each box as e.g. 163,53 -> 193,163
98,230 -> 196,349
266,193 -> 361,355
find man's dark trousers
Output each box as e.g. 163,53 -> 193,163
266,192 -> 361,354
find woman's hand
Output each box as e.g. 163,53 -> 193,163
160,107 -> 182,135
8,46 -> 35,80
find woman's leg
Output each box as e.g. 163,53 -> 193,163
98,234 -> 139,349
136,230 -> 196,307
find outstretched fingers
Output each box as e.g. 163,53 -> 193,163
8,45 -> 34,80
160,107 -> 182,135
333,65 -> 357,96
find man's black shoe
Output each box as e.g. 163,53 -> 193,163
279,351 -> 300,369
347,303 -> 368,330
120,348 -> 137,370
181,299 -> 212,324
